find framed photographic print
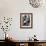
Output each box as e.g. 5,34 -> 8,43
20,13 -> 33,29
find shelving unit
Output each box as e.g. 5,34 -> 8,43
0,40 -> 46,46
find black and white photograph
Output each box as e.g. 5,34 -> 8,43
20,13 -> 33,28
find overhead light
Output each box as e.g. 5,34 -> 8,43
29,0 -> 45,8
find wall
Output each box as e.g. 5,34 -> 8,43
0,0 -> 46,40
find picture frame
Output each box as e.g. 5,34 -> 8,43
20,13 -> 33,29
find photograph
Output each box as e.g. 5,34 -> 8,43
20,13 -> 33,28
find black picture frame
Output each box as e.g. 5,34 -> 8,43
20,13 -> 33,29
